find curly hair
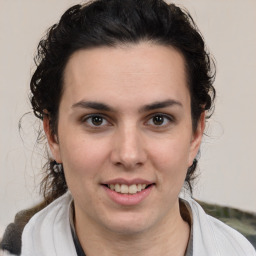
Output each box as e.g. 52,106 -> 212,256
30,0 -> 216,203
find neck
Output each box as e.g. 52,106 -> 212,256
74,200 -> 191,256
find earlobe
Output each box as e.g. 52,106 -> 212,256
189,112 -> 205,165
43,116 -> 62,163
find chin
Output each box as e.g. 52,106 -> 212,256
102,212 -> 156,235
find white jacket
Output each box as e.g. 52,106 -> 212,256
19,192 -> 255,256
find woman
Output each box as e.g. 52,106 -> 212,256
1,0 -> 255,255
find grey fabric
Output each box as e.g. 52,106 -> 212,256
185,228 -> 193,256
0,223 -> 22,255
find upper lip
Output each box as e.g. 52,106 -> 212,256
102,178 -> 154,186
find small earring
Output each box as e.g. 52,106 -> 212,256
53,162 -> 63,173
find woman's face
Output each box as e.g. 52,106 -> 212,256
45,42 -> 204,235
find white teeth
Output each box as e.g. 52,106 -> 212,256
108,183 -> 150,194
115,184 -> 121,192
120,184 -> 129,193
128,184 -> 137,194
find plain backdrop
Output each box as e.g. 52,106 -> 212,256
0,0 -> 256,235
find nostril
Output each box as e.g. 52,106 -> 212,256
114,162 -> 122,167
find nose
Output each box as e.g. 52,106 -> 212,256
110,125 -> 147,170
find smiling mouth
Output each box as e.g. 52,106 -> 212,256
103,183 -> 154,194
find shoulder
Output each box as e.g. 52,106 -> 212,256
24,191 -> 72,227
0,192 -> 73,256
21,192 -> 76,256
22,191 -> 72,242
182,197 -> 256,255
206,214 -> 255,254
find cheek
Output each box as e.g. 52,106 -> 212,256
59,136 -> 111,183
149,138 -> 191,185
150,137 -> 191,168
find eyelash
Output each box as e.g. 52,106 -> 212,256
81,113 -> 174,129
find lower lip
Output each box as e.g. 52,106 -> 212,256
103,185 -> 153,206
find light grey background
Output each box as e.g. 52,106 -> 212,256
0,0 -> 255,236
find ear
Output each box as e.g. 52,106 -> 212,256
188,112 -> 205,166
43,116 -> 62,163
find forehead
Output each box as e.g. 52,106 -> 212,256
62,43 -> 190,107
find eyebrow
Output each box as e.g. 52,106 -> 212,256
139,99 -> 183,112
72,101 -> 114,111
72,99 -> 182,112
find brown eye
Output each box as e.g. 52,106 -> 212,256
152,115 -> 165,125
82,114 -> 109,127
91,116 -> 103,126
146,114 -> 173,128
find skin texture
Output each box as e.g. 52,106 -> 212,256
44,42 -> 205,256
